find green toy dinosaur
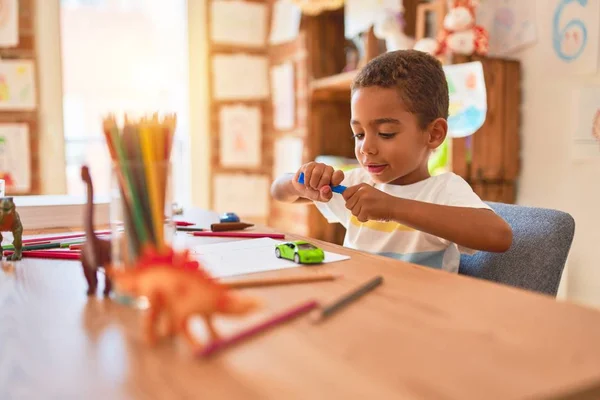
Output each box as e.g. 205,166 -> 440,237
0,197 -> 23,261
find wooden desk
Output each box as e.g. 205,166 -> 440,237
2,230 -> 600,399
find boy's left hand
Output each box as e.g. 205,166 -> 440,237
342,183 -> 397,222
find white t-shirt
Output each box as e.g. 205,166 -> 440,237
314,168 -> 493,273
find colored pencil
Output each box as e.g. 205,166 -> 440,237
174,221 -> 195,226
3,250 -> 81,260
222,273 -> 340,289
191,232 -> 285,239
22,242 -> 62,251
312,276 -> 383,322
22,231 -> 111,244
197,299 -> 319,358
176,226 -> 206,232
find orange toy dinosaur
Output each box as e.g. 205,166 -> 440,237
107,247 -> 260,351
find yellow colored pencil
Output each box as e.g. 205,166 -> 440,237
139,122 -> 163,248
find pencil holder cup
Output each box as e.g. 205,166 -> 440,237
109,160 -> 175,308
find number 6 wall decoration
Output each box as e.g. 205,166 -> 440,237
552,0 -> 588,62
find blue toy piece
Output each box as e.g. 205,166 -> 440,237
219,212 -> 240,223
298,172 -> 347,194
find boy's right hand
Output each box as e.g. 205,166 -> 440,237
292,162 -> 344,202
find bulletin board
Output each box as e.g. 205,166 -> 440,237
0,0 -> 39,195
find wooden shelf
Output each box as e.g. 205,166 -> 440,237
310,70 -> 357,93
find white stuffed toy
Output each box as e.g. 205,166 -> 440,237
373,9 -> 414,52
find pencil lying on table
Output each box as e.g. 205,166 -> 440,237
311,275 -> 383,323
222,273 -> 340,289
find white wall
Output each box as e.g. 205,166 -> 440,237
512,0 -> 600,307
36,0 -> 67,194
188,0 -> 211,209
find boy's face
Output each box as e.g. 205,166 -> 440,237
350,86 -> 441,185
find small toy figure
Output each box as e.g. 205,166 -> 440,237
107,247 -> 260,351
80,165 -> 113,296
275,240 -> 325,264
0,197 -> 23,261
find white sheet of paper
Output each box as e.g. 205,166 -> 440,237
219,105 -> 262,167
271,62 -> 295,130
476,0 -> 537,56
344,0 -> 402,38
571,86 -> 600,160
0,0 -> 18,47
213,173 -> 270,217
0,123 -> 30,192
191,237 -> 350,278
211,0 -> 267,47
273,136 -> 303,177
269,0 -> 302,45
212,54 -> 269,100
443,61 -> 487,138
543,0 -> 599,75
0,60 -> 36,110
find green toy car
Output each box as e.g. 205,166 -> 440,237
275,240 -> 325,264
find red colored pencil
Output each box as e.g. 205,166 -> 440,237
22,230 -> 111,244
197,299 -> 318,358
3,250 -> 81,260
191,232 -> 285,239
174,221 -> 195,226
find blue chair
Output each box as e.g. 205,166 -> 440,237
459,202 -> 575,297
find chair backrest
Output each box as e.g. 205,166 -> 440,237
459,202 -> 575,296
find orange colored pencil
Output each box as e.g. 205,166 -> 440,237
222,274 -> 340,289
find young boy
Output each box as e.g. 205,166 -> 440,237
270,50 -> 512,273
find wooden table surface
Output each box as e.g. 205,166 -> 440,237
2,226 -> 600,399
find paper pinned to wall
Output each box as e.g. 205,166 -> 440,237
344,0 -> 403,39
219,105 -> 262,167
191,238 -> 350,278
0,60 -> 36,111
443,61 -> 487,138
0,0 -> 18,47
212,54 -> 269,100
0,123 -> 31,192
269,0 -> 302,45
273,136 -> 304,177
271,62 -> 295,130
213,173 -> 270,217
211,0 -> 268,47
476,0 -> 537,56
571,86 -> 600,160
544,0 -> 599,74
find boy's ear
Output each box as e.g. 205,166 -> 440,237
427,118 -> 448,149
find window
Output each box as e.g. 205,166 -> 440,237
59,0 -> 191,207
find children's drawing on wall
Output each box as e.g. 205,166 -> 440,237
430,61 -> 487,175
212,54 -> 269,100
569,86 -> 600,160
273,136 -> 303,178
271,62 -> 295,131
219,105 -> 261,167
0,0 -> 18,47
476,0 -> 537,56
547,0 -> 599,74
210,0 -> 267,48
0,123 -> 31,192
571,86 -> 600,160
213,173 -> 270,217
269,0 -> 301,45
443,61 -> 487,138
0,61 -> 36,111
